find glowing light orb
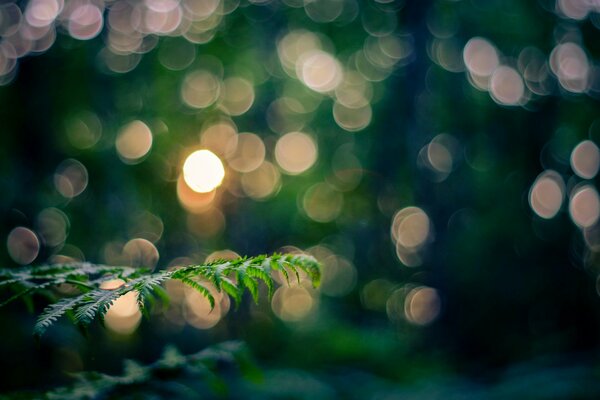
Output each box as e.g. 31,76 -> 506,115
274,131 -> 318,175
7,227 -> 40,265
405,286 -> 441,326
116,120 -> 153,164
571,140 -> 600,180
298,50 -> 342,93
529,171 -> 564,219
183,150 -> 225,193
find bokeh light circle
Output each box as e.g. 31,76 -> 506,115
7,227 -> 40,265
183,150 -> 225,193
275,131 -> 318,175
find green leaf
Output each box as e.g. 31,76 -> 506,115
220,277 -> 242,308
177,277 -> 216,310
238,270 -> 259,303
247,265 -> 275,299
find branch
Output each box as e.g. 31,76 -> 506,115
0,254 -> 321,337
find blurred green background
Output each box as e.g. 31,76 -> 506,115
2,0 -> 600,397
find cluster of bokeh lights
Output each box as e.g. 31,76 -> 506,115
9,0 -> 600,338
530,137 -> 600,253
425,3 -> 600,107
461,35 -> 598,105
362,279 -> 441,327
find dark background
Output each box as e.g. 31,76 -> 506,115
2,0 -> 600,397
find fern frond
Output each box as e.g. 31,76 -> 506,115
272,255 -> 302,284
0,281 -> 55,308
220,276 -> 242,308
74,287 -> 128,326
34,293 -> 90,337
270,258 -> 291,284
238,269 -> 259,303
175,276 -> 216,309
0,253 -> 321,337
14,341 -> 256,399
132,270 -> 171,314
0,277 -> 26,288
287,254 -> 322,287
247,264 -> 275,299
148,283 -> 170,308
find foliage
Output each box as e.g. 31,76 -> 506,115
1,341 -> 258,400
0,254 -> 320,338
7,340 -> 600,400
